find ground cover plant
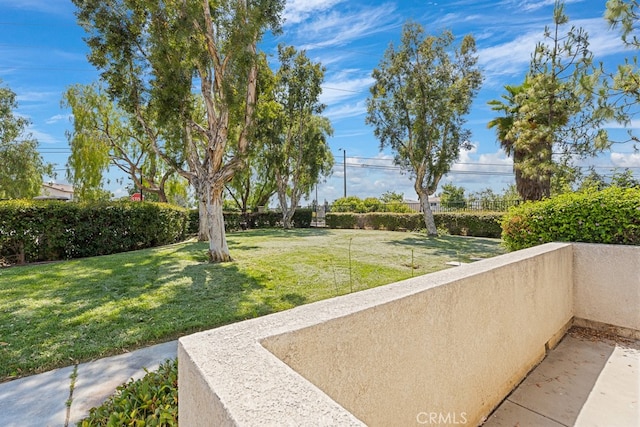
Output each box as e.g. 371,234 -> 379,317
0,229 -> 505,381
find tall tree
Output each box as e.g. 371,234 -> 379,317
605,0 -> 640,145
224,53 -> 280,214
489,1 -> 610,201
0,81 -> 53,199
267,45 -> 334,229
488,82 -> 552,200
73,0 -> 284,262
366,22 -> 482,235
64,83 -> 187,203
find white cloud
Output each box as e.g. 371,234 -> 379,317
477,16 -> 625,85
444,146 -> 515,192
295,4 -> 401,50
320,74 -> 373,105
16,91 -> 59,103
603,119 -> 640,130
478,31 -> 542,79
573,18 -> 628,59
27,127 -> 62,144
611,152 -> 640,168
283,0 -> 347,25
324,102 -> 367,121
46,114 -> 73,125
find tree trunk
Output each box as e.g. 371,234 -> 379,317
418,190 -> 438,236
206,185 -> 232,262
282,207 -> 295,229
197,198 -> 208,241
276,174 -> 293,229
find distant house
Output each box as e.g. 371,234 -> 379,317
404,196 -> 440,212
35,182 -> 75,201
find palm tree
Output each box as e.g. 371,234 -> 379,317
488,82 -> 550,201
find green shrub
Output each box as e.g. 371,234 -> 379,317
331,196 -> 365,212
292,208 -> 313,227
326,213 -> 358,229
501,187 -> 640,251
79,359 -> 178,427
385,202 -> 413,213
0,200 -> 188,264
365,212 -> 424,231
435,212 -> 503,238
326,211 -> 502,237
187,209 -> 199,234
330,196 -> 413,213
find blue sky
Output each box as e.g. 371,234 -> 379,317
1,0 -> 638,203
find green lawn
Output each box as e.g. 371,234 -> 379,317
0,229 -> 505,381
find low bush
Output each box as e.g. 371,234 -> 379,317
501,187 -> 640,251
435,212 -> 503,238
325,212 -> 359,229
0,200 -> 188,264
79,359 -> 178,427
326,211 -> 503,237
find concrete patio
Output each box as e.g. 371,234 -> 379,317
485,328 -> 639,426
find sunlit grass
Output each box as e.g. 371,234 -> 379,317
0,229 -> 505,380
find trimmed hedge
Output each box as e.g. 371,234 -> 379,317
436,212 -> 503,238
501,187 -> 640,251
326,211 -> 504,238
0,201 -> 313,264
0,200 -> 188,264
187,209 -> 313,232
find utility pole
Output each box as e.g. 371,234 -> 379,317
342,149 -> 347,198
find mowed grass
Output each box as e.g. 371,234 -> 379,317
0,229 -> 505,381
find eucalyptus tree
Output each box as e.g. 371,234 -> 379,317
488,1 -> 610,201
64,83 -> 188,203
365,21 -> 482,235
224,54 -> 279,214
0,81 -> 53,199
267,45 -> 334,229
73,0 -> 284,262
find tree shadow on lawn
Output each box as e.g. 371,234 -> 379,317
0,243 -> 307,380
228,228 -> 332,239
388,234 -> 505,260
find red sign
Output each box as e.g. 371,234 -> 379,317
130,193 -> 142,201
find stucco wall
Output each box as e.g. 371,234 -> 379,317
573,243 -> 640,337
262,243 -> 574,426
179,242 -> 575,426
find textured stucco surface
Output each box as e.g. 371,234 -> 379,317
179,242 -> 575,426
573,243 -> 640,334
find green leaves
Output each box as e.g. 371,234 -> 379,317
365,21 -> 482,234
0,81 -> 52,199
501,187 -> 640,251
80,359 -> 178,427
263,45 -> 333,228
488,1 -> 611,202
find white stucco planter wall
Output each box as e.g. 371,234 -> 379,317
179,242 -> 581,426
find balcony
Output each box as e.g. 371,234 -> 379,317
178,242 -> 639,426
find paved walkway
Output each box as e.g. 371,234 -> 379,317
0,341 -> 177,427
484,331 -> 640,426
